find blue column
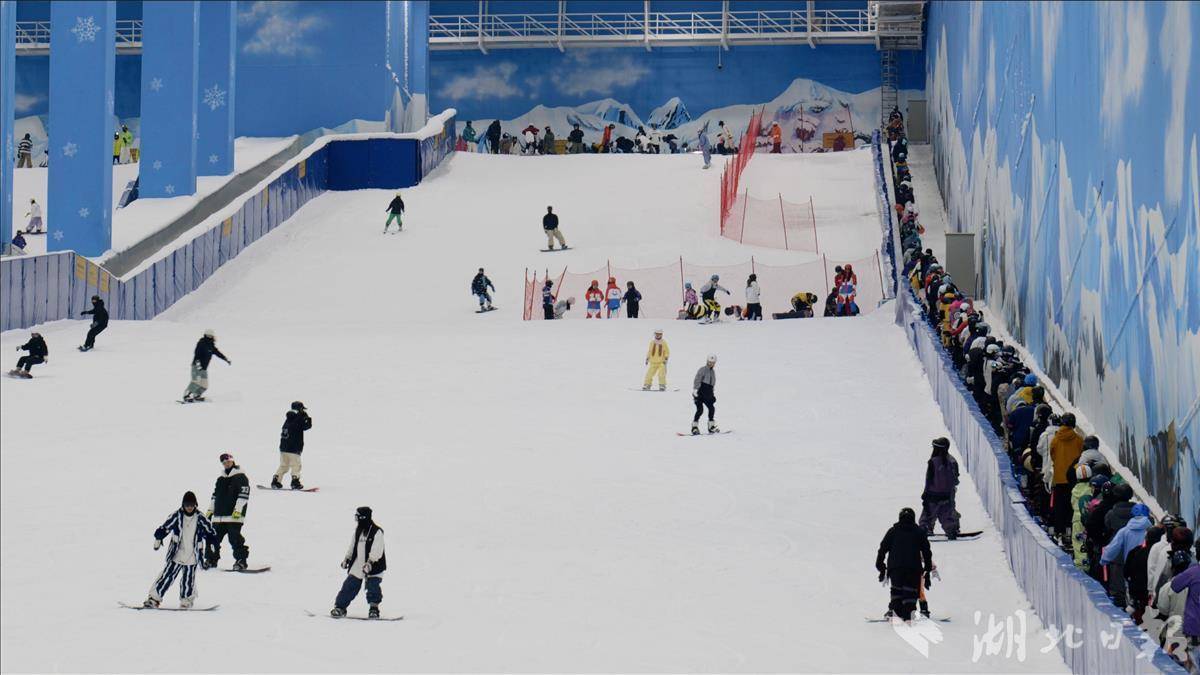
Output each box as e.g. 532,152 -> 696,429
386,1 -> 430,133
47,1 -> 116,256
196,0 -> 234,177
139,1 -> 198,198
0,1 -> 14,247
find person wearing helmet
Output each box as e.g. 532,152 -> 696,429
332,507 -> 387,619
10,331 -> 48,378
78,295 -> 109,352
643,330 -> 670,391
182,330 -> 231,403
585,280 -> 604,319
143,491 -> 217,609
875,507 -> 934,622
471,268 -> 495,312
273,401 -> 312,490
1147,515 -> 1188,605
1069,465 -> 1097,568
699,275 -> 731,324
605,277 -> 622,318
1048,413 -> 1084,545
681,281 -> 700,319
552,296 -> 575,319
919,438 -> 961,539
691,355 -> 719,434
383,192 -> 405,233
541,280 -> 556,320
206,453 -> 251,571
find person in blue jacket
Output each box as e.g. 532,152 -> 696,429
471,268 -> 495,311
542,280 -> 556,320
1101,502 -> 1152,609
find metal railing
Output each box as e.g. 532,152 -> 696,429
14,19 -> 143,54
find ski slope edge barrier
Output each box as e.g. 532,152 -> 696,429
0,110 -> 457,332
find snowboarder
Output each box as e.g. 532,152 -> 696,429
680,281 -> 701,320
471,268 -> 495,311
553,297 -> 575,319
691,354 -> 719,435
875,507 -> 934,622
182,329 -> 230,402
8,230 -> 27,256
79,295 -> 109,351
542,206 -> 567,250
24,198 -> 43,234
699,275 -> 731,323
623,281 -> 642,318
206,453 -> 251,571
332,506 -> 387,619
143,491 -> 217,609
697,124 -> 712,169
918,438 -> 961,538
383,192 -> 405,233
16,132 -> 32,168
745,274 -> 762,320
643,329 -> 669,391
568,124 -> 585,154
10,332 -> 47,378
585,280 -> 604,319
605,277 -> 622,318
272,402 -> 312,490
542,280 -> 556,320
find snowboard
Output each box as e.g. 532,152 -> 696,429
539,247 -> 570,253
865,616 -> 950,623
475,307 -> 498,314
305,610 -> 403,622
256,485 -> 319,493
23,230 -> 46,236
383,230 -> 403,234
929,530 -> 983,541
224,565 -> 271,574
629,387 -> 680,392
6,370 -> 32,379
77,346 -> 93,352
676,430 -> 733,436
119,602 -> 218,612
176,398 -> 209,404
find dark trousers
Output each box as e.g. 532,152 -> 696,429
84,323 -> 107,348
888,567 -> 923,620
335,574 -> 382,609
693,397 -> 715,422
747,303 -> 763,320
627,302 -> 639,318
1051,484 -> 1074,536
919,497 -> 961,536
208,522 -> 249,564
16,355 -> 43,371
543,304 -> 554,320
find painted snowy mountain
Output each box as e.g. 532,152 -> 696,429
647,97 -> 691,130
573,98 -> 644,129
456,104 -> 641,146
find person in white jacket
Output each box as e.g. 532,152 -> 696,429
331,506 -> 387,619
24,199 -> 44,234
745,274 -> 763,320
1037,417 -> 1060,493
1148,515 -> 1188,603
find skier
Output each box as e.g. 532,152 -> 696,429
699,275 -> 731,323
745,274 -> 762,320
10,332 -> 48,378
691,354 -> 719,435
471,268 -> 496,311
605,277 -> 622,318
623,281 -> 642,319
542,280 -> 556,320
836,280 -> 860,316
643,329 -> 669,391
182,329 -> 231,403
25,198 -> 43,234
918,438 -> 961,539
143,491 -> 217,609
697,124 -> 712,169
272,401 -> 312,490
585,280 -> 604,319
542,206 -> 568,250
875,507 -> 934,622
206,453 -> 251,571
79,295 -> 109,351
383,192 -> 405,233
332,506 -> 387,619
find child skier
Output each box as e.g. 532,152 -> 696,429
182,330 -> 230,402
383,192 -> 405,233
272,401 -> 312,490
918,437 -> 961,539
542,280 -> 556,320
680,282 -> 701,319
144,491 -> 217,609
206,453 -> 250,571
605,277 -> 622,318
875,507 -> 934,622
623,281 -> 642,318
471,268 -> 495,311
836,281 -> 859,316
700,275 -> 731,323
332,507 -> 387,619
585,280 -> 604,319
643,329 -> 669,391
691,354 -> 719,434
79,295 -> 108,351
10,332 -> 47,378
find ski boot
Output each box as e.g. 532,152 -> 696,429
291,477 -> 304,490
19,370 -> 32,379
658,384 -> 666,391
708,420 -> 720,434
368,604 -> 380,619
642,384 -> 651,391
143,597 -> 160,609
180,598 -> 194,609
232,559 -> 248,572
270,476 -> 283,489
330,607 -> 346,619
691,422 -> 700,436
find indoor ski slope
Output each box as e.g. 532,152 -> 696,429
0,151 -> 1067,673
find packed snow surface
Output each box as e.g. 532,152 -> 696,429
0,152 -> 1066,673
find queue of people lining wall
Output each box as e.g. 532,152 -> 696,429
458,119 -> 741,155
887,106 -> 1200,670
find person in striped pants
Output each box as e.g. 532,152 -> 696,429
144,491 -> 217,609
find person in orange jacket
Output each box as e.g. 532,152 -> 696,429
585,280 -> 604,319
1048,413 -> 1084,544
769,122 -> 782,153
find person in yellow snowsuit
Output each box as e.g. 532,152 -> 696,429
643,329 -> 670,390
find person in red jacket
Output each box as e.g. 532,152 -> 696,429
585,281 -> 604,319
600,124 -> 614,153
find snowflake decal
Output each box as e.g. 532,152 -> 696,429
203,84 -> 227,111
149,78 -> 164,92
78,207 -> 90,218
52,230 -> 64,242
209,154 -> 219,164
164,184 -> 176,195
152,160 -> 163,170
62,142 -> 78,157
71,16 -> 101,43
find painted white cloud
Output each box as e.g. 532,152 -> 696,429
14,94 -> 45,114
1099,2 -> 1148,136
960,1 -> 983,116
1037,2 -> 1063,99
1160,2 -> 1191,205
550,51 -> 650,98
239,1 -> 323,57
438,62 -> 523,101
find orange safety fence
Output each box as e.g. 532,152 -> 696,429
721,192 -> 820,252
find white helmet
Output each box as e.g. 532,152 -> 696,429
204,329 -> 216,339
706,354 -> 718,364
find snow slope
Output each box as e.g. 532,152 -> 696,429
0,152 -> 1066,673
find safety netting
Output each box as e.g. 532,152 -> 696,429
721,192 -> 820,252
719,108 -> 765,229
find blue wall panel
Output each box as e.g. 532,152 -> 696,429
32,256 -> 49,326
327,141 -> 370,190
139,1 -> 199,198
1,1 -> 15,247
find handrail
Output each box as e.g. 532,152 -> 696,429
14,19 -> 143,52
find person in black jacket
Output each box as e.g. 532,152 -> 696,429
486,120 -> 502,154
471,268 -> 495,311
206,453 -> 250,570
623,282 -> 642,318
383,192 -> 405,233
567,124 -> 585,154
332,506 -> 387,619
11,332 -> 48,378
876,507 -> 934,621
182,330 -> 231,402
542,206 -> 567,250
272,401 -> 312,489
79,295 -> 109,351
